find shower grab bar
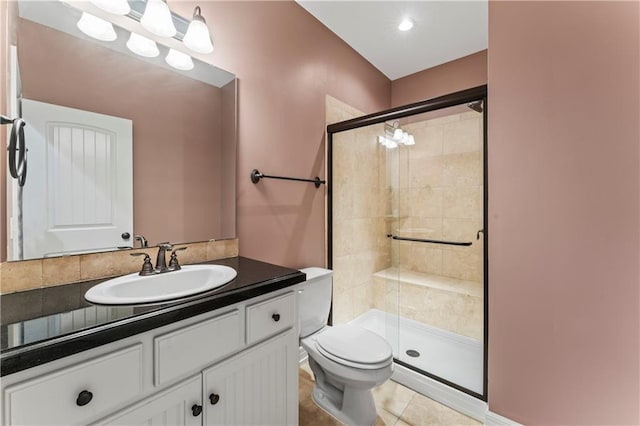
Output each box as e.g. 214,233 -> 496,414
250,169 -> 326,188
387,234 -> 472,247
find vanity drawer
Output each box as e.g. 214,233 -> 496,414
246,292 -> 295,345
4,344 -> 143,426
154,309 -> 241,386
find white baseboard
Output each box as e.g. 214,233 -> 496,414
485,410 -> 522,425
392,363 -> 488,422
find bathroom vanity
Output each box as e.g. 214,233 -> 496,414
0,257 -> 305,426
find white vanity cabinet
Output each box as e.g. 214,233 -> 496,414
2,290 -> 299,426
95,375 -> 203,426
203,329 -> 298,425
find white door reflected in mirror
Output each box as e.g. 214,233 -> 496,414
18,99 -> 133,259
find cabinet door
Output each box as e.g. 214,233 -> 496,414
203,330 -> 298,426
93,376 -> 202,426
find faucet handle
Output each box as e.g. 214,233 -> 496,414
168,247 -> 187,271
130,252 -> 154,276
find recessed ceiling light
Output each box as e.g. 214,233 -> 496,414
398,18 -> 414,32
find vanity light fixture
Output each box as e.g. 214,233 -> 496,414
398,18 -> 414,32
183,6 -> 214,54
126,32 -> 160,58
89,0 -> 130,16
378,121 -> 415,149
141,0 -> 177,38
77,12 -> 117,41
165,48 -> 194,70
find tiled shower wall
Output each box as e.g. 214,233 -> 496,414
329,97 -> 483,339
394,111 -> 484,282
327,96 -> 390,325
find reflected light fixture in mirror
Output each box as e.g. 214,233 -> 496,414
141,0 -> 177,38
127,32 -> 160,58
183,6 -> 213,54
89,0 -> 130,16
77,12 -> 117,41
166,48 -> 194,70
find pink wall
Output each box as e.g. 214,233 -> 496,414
17,19 -> 226,247
169,1 -> 391,268
488,2 -> 639,423
391,50 -> 487,107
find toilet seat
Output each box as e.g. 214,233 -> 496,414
314,324 -> 393,370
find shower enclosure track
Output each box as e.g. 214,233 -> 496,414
387,234 -> 472,247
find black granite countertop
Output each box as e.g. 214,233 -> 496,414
0,256 -> 305,376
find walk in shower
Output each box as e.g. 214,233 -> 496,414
327,86 -> 487,400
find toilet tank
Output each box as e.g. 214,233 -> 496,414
298,267 -> 333,338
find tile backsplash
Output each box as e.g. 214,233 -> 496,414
0,239 -> 239,294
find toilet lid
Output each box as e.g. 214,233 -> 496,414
315,324 -> 392,366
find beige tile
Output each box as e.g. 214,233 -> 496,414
409,126 -> 444,158
376,409 -> 399,426
442,118 -> 481,155
442,186 -> 483,220
441,152 -> 483,188
0,259 -> 43,293
410,187 -> 444,219
80,250 -> 139,280
176,242 -> 206,264
400,393 -> 480,426
42,255 -> 81,286
372,379 -> 416,418
442,248 -> 483,283
410,156 -> 444,188
204,238 -> 238,260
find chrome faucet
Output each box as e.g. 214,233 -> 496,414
155,243 -> 173,273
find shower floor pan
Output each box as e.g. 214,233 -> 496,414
349,308 -> 483,395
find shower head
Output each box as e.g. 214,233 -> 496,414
467,101 -> 483,113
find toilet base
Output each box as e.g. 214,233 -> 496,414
311,383 -> 377,426
307,357 -> 380,426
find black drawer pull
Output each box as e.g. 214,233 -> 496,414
272,313 -> 280,322
76,390 -> 93,406
209,393 -> 220,405
191,404 -> 203,416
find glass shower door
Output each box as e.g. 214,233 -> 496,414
390,103 -> 485,396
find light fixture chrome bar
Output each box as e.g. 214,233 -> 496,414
126,0 -> 189,41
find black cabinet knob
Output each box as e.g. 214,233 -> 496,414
76,390 -> 93,407
209,393 -> 220,405
272,313 -> 280,322
191,404 -> 203,417
121,232 -> 131,240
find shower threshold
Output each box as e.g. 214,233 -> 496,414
349,309 -> 483,395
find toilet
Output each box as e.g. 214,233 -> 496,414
298,267 -> 393,426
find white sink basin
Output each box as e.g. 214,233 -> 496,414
85,265 -> 237,305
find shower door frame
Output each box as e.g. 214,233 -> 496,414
326,85 -> 488,401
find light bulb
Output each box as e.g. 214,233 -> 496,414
141,0 -> 176,38
183,6 -> 214,54
392,128 -> 403,141
89,0 -> 130,15
398,18 -> 413,32
77,12 -> 117,42
126,32 -> 159,58
405,135 -> 416,145
165,49 -> 194,71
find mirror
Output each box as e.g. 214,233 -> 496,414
4,0 -> 237,261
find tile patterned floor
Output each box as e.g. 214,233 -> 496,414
298,363 -> 480,426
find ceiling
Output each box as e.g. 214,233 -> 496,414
296,1 -> 488,81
